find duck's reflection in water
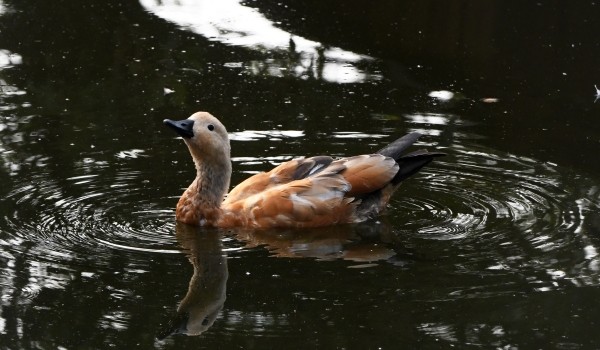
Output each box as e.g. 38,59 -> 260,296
159,220 -> 398,339
158,223 -> 228,339
234,221 -> 397,263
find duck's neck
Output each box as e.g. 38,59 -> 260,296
194,158 -> 231,205
177,158 -> 232,226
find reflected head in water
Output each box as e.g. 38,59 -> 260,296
163,111 -> 445,228
158,223 -> 228,339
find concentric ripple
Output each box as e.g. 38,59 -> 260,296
386,143 -> 600,293
396,152 -> 568,240
2,163 -> 180,265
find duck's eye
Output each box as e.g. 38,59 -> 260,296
207,124 -> 215,131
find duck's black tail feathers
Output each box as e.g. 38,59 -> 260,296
377,132 -> 445,185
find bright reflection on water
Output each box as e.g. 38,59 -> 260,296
140,0 -> 381,83
0,50 -> 22,70
0,49 -> 25,117
229,129 -> 304,141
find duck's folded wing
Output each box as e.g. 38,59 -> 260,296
223,156 -> 334,205
224,154 -> 399,205
221,173 -> 356,227
220,154 -> 402,227
335,155 -> 398,196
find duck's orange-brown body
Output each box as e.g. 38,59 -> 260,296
164,112 -> 444,228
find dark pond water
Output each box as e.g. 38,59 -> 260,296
1,0 -> 600,349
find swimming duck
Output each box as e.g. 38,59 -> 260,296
164,112 -> 444,228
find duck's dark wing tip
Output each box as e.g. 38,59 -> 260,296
376,132 -> 424,159
376,132 -> 446,184
391,151 -> 446,184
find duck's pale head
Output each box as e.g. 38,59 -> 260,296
164,112 -> 233,224
164,112 -> 230,164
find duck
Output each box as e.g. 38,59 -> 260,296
163,112 -> 445,228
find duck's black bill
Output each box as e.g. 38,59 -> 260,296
164,119 -> 194,139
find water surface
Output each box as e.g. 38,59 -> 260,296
1,1 -> 600,349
